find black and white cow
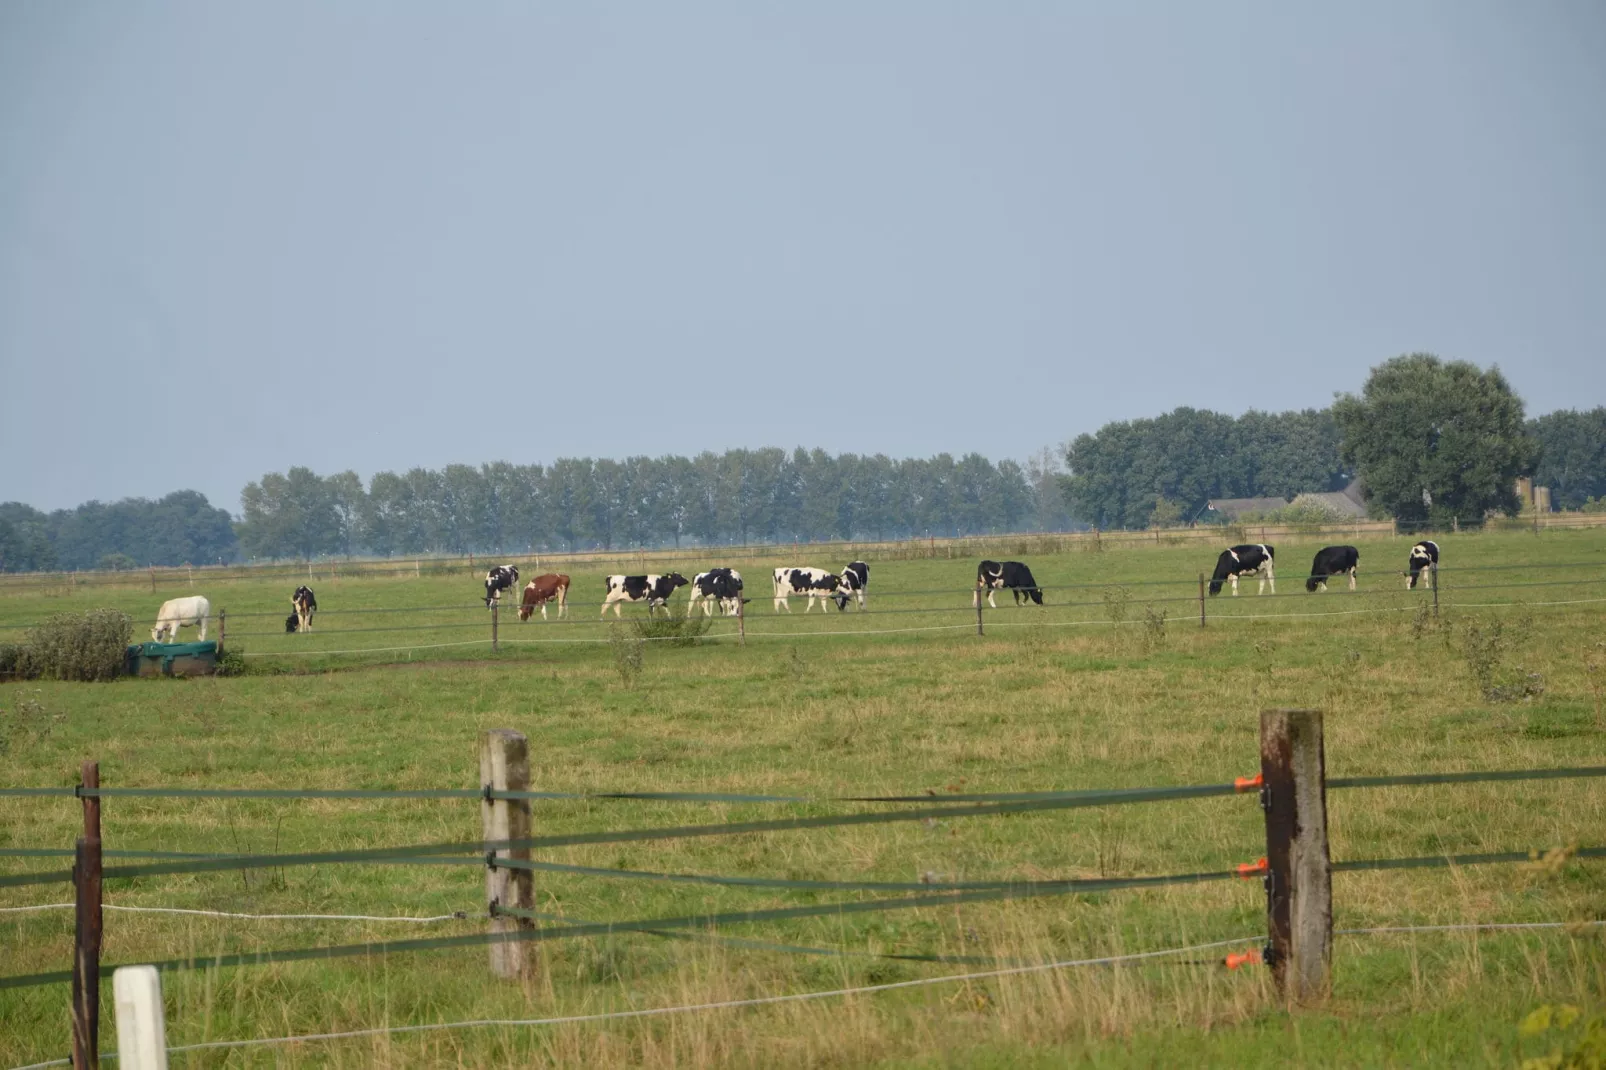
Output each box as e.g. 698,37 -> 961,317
1306,546 -> 1359,593
974,560 -> 1043,607
838,561 -> 869,609
1208,544 -> 1275,596
773,567 -> 848,612
484,565 -> 519,609
688,568 -> 746,616
1406,540 -> 1440,590
602,573 -> 689,617
284,612 -> 301,633
290,585 -> 317,631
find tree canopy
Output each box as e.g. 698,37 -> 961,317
0,492 -> 237,572
1529,407 -> 1606,510
1059,407 -> 1349,529
235,448 -> 1038,560
1332,354 -> 1537,525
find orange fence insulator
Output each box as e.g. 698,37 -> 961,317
1234,772 -> 1263,793
1225,948 -> 1263,970
1235,856 -> 1268,878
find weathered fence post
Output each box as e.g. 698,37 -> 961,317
1198,573 -> 1207,628
71,761 -> 103,1069
737,592 -> 746,646
112,966 -> 168,1070
491,601 -> 499,652
1259,709 -> 1332,1004
1431,563 -> 1440,619
974,588 -> 984,636
218,609 -> 226,654
148,566 -> 156,593
480,730 -> 534,979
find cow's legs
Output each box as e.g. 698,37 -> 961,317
197,617 -> 208,642
1230,574 -> 1239,596
1348,570 -> 1357,591
988,589 -> 998,609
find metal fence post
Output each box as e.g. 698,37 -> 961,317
480,730 -> 534,979
72,761 -> 103,1069
1260,709 -> 1332,1004
113,966 -> 168,1070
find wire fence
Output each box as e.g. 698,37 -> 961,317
4,729 -> 1604,1068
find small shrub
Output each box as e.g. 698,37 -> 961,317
1453,614 -> 1538,702
0,689 -> 64,757
214,646 -> 251,677
631,608 -> 712,649
96,553 -> 137,572
1519,1003 -> 1606,1068
20,609 -> 133,682
608,625 -> 644,688
0,642 -> 22,680
1140,605 -> 1167,653
1102,586 -> 1130,627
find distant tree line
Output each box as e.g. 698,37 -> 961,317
4,364 -> 1605,572
234,449 -> 1039,560
0,492 -> 237,573
1060,407 -> 1350,530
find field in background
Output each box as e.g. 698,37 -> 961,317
3,527 -> 1606,1067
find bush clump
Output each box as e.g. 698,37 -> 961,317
631,609 -> 713,649
14,609 -> 133,682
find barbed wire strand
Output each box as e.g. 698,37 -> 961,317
0,903 -> 477,922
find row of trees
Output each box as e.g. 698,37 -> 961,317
1062,407 -> 1349,529
0,492 -> 238,573
4,356 -> 1604,571
235,449 -> 1040,560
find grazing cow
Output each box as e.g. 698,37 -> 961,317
1208,544 -> 1276,596
974,560 -> 1043,607
688,568 -> 746,616
518,573 -> 571,621
152,596 -> 211,642
773,567 -> 849,612
291,585 -> 317,631
602,573 -> 688,617
484,565 -> 519,609
284,612 -> 300,634
1306,546 -> 1360,593
838,561 -> 870,609
1407,540 -> 1440,589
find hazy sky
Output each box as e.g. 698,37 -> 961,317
2,3 -> 1603,514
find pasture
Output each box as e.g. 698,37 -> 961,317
3,527 -> 1606,1068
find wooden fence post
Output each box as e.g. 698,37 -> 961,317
218,610 -> 226,654
491,601 -> 499,652
737,593 -> 746,646
72,761 -> 103,1069
1198,573 -> 1206,628
112,966 -> 168,1070
480,730 -> 534,979
1431,563 -> 1440,619
974,588 -> 984,636
1259,709 -> 1332,1004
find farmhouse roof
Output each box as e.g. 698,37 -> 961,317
1294,491 -> 1369,518
1205,497 -> 1289,519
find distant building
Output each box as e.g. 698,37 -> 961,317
1291,478 -> 1369,519
1204,496 -> 1290,521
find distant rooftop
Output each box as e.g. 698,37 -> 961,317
1205,497 -> 1289,519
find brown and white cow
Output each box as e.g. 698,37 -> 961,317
518,573 -> 570,621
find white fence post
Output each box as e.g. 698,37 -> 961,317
113,966 -> 168,1070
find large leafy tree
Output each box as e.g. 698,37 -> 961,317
1529,407 -> 1606,510
1333,354 -> 1537,525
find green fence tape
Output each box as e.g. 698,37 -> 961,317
0,783 -> 1239,890
0,867 -> 1238,990
1334,845 -> 1606,873
1329,767 -> 1606,790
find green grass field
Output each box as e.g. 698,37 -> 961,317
3,528 -> 1606,1068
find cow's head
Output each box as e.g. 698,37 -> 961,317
286,613 -> 301,633
664,572 -> 689,589
1025,587 -> 1044,605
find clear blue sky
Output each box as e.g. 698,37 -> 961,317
2,3 -> 1602,513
